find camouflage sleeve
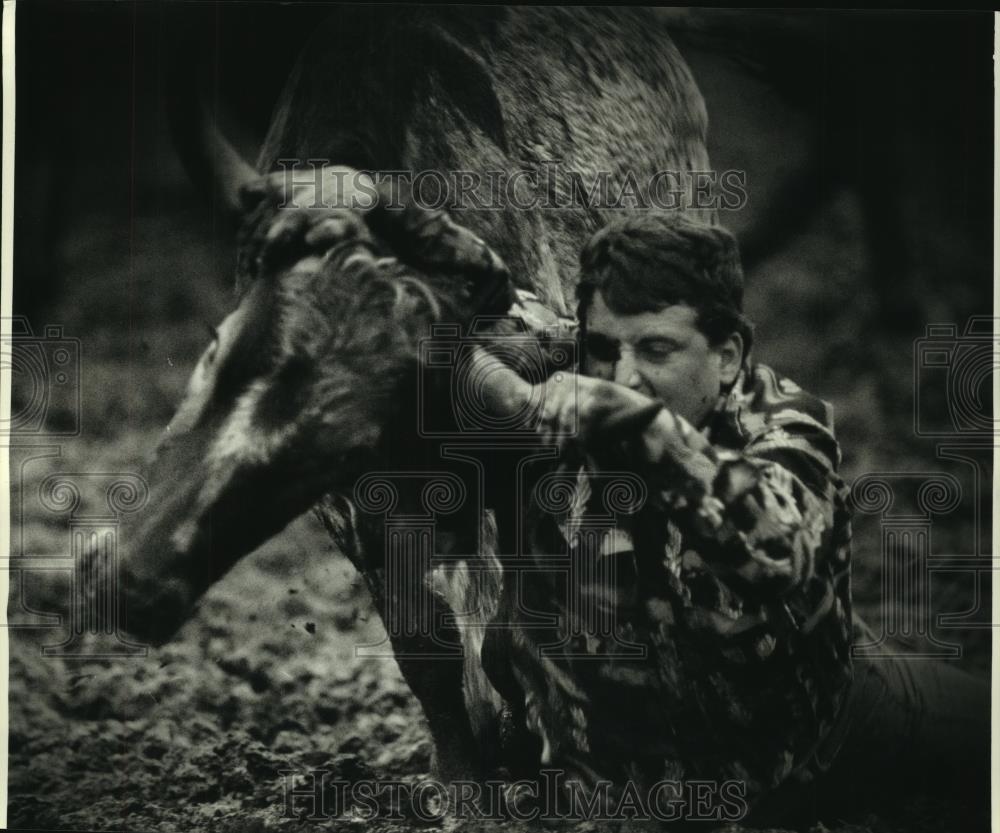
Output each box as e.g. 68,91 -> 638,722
637,406 -> 844,598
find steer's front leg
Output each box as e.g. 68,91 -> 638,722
315,495 -> 488,783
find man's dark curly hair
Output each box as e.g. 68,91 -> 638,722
576,214 -> 754,361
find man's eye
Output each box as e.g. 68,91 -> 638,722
584,335 -> 620,362
637,342 -> 676,362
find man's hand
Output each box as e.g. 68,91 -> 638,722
537,373 -> 663,452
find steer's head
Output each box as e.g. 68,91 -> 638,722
117,167 -> 514,643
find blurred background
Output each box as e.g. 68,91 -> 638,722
6,4 -> 994,832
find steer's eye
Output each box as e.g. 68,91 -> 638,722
202,326 -> 220,366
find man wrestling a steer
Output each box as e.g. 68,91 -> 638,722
473,213 -> 989,822
88,166 -> 986,823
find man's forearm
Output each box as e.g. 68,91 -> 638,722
636,406 -> 836,597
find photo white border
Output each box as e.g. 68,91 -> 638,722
991,11 -> 998,832
1,1 -> 16,828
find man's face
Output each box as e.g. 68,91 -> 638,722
581,291 -> 743,427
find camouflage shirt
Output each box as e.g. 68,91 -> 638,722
494,354 -> 854,805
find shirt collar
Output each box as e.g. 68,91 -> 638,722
700,364 -> 751,437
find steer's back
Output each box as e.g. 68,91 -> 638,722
257,6 -> 711,315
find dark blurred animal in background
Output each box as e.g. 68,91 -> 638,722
99,5 -> 713,781
15,6 -> 991,337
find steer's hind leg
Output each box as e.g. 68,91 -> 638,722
315,495 -> 487,782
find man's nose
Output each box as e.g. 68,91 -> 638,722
613,347 -> 643,389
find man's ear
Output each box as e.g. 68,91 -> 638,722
716,332 -> 744,386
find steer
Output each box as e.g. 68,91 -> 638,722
107,6 -> 714,781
